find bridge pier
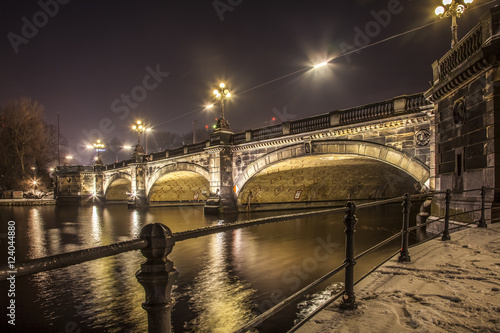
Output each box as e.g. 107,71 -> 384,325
205,129 -> 237,214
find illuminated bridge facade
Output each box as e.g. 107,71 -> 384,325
55,93 -> 433,212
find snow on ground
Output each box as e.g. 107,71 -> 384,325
296,223 -> 500,333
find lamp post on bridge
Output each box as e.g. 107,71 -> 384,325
213,82 -> 231,131
92,139 -> 105,165
131,120 -> 148,156
435,0 -> 474,48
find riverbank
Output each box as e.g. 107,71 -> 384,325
295,223 -> 500,333
0,199 -> 56,206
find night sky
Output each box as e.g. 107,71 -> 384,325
1,0 -> 497,163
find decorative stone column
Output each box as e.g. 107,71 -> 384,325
130,144 -> 148,207
204,129 -> 236,214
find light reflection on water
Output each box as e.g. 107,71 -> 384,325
0,203 -> 421,332
185,230 -> 255,333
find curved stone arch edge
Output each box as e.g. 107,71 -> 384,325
103,172 -> 133,196
146,162 -> 210,198
233,140 -> 430,197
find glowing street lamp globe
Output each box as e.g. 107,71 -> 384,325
434,0 -> 474,48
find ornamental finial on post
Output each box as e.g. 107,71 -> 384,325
136,223 -> 178,333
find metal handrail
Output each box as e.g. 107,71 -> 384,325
0,239 -> 147,280
0,187 -> 493,333
287,187 -> 493,333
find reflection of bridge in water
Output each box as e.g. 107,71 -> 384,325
55,93 -> 433,212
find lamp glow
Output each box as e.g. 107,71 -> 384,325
435,6 -> 445,15
443,0 -> 452,5
314,62 -> 328,69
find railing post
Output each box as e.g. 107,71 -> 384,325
398,193 -> 411,262
478,186 -> 487,228
441,189 -> 451,241
136,223 -> 178,333
340,202 -> 358,310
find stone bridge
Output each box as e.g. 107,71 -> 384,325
55,93 -> 433,212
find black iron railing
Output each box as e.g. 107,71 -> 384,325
0,187 -> 494,332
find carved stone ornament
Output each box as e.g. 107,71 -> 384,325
453,99 -> 465,125
415,129 -> 431,147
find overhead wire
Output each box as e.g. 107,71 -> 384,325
153,0 -> 500,130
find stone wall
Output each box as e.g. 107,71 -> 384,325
425,6 -> 500,222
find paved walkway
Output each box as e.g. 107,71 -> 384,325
296,223 -> 500,333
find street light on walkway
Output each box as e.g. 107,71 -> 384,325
435,0 -> 474,48
213,82 -> 231,130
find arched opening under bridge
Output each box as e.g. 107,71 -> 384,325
236,154 -> 428,211
148,171 -> 210,206
105,177 -> 132,203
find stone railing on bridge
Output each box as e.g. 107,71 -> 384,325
100,92 -> 431,170
252,124 -> 283,140
426,6 -> 500,102
338,93 -> 431,125
290,114 -> 330,134
230,92 -> 431,146
55,165 -> 96,172
437,23 -> 482,81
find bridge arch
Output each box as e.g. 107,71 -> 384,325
104,172 -> 132,201
234,140 -> 430,205
147,162 -> 210,202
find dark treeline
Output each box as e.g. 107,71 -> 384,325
0,97 -> 213,191
0,98 -> 61,191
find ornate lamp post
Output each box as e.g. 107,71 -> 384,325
213,82 -> 231,130
131,120 -> 147,156
93,139 -> 105,165
435,0 -> 474,48
132,120 -> 147,145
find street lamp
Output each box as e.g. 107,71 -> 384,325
213,82 -> 231,130
93,139 -> 105,157
435,0 -> 474,48
93,139 -> 105,165
32,180 -> 37,195
313,62 -> 328,69
132,120 -> 148,145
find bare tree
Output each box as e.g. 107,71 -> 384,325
0,98 -> 57,190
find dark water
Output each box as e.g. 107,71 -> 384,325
0,202 -> 424,333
